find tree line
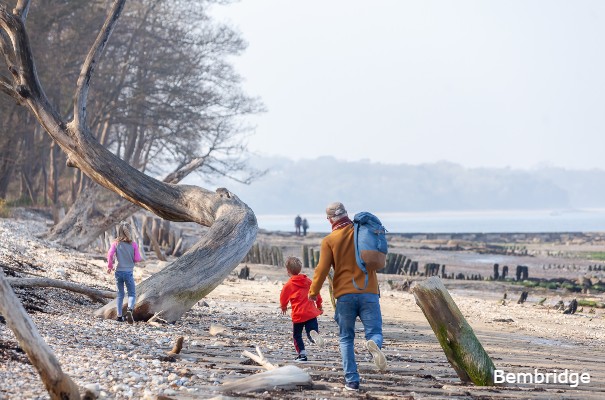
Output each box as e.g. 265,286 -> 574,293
0,0 -> 261,243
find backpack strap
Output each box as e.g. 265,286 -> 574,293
352,219 -> 369,291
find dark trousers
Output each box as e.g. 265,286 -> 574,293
292,317 -> 319,354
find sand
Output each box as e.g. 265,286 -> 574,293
1,211 -> 605,399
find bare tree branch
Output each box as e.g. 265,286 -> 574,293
0,5 -> 69,143
7,277 -> 115,303
13,0 -> 31,20
72,0 -> 126,132
0,74 -> 19,100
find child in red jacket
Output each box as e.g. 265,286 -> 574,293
280,256 -> 325,362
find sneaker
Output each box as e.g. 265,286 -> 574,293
116,316 -> 125,322
344,381 -> 360,391
309,330 -> 325,348
294,354 -> 308,362
125,309 -> 134,324
366,340 -> 387,371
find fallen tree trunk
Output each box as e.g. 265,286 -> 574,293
0,270 -> 81,399
44,157 -> 208,250
412,276 -> 496,386
7,277 -> 115,303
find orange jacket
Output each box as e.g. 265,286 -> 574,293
309,224 -> 379,299
280,274 -> 323,323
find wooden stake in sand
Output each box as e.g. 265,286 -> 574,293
412,276 -> 496,386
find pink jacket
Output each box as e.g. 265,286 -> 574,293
107,241 -> 142,271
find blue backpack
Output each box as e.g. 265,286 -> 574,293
352,212 -> 388,290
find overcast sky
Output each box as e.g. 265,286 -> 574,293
210,0 -> 605,170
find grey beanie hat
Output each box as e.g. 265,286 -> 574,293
326,202 -> 347,218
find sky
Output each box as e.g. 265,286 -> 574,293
209,0 -> 605,170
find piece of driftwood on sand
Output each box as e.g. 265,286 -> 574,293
0,271 -> 81,399
219,347 -> 312,393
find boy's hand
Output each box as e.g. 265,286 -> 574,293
309,294 -> 317,301
281,308 -> 287,316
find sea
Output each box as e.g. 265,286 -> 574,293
256,209 -> 605,234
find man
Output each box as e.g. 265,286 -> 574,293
308,202 -> 386,391
294,215 -> 302,236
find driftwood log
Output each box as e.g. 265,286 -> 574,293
412,276 -> 495,386
7,277 -> 115,303
0,270 -> 81,399
221,347 -> 311,393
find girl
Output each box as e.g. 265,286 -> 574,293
107,223 -> 142,323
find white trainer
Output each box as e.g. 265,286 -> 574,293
309,330 -> 325,348
366,340 -> 387,371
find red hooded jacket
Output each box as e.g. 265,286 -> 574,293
280,274 -> 323,323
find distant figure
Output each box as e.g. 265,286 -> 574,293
280,256 -> 324,362
294,215 -> 302,236
302,218 -> 309,236
107,223 -> 142,324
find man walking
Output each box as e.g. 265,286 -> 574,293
308,202 -> 386,391
294,215 -> 302,236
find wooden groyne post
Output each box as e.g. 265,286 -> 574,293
412,276 -> 496,386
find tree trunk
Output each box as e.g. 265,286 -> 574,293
45,157 -> 208,250
411,276 -> 495,386
95,191 -> 256,322
0,271 -> 81,399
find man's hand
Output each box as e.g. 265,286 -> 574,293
309,294 -> 317,302
281,307 -> 287,316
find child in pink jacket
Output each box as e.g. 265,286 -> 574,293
107,223 -> 142,323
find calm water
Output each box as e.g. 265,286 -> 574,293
257,209 -> 605,234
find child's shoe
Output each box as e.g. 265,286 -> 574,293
366,340 -> 387,371
126,308 -> 134,324
309,330 -> 325,348
344,381 -> 360,391
116,316 -> 125,322
294,354 -> 308,362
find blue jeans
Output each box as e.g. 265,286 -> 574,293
115,270 -> 136,316
334,293 -> 383,384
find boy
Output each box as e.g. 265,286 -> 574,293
280,256 -> 325,362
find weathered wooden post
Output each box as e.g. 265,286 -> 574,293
517,291 -> 528,304
521,266 -> 529,280
412,277 -> 496,386
515,265 -> 523,281
403,258 -> 411,274
493,264 -> 499,280
309,247 -> 316,268
302,245 -> 309,268
395,254 -> 404,273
